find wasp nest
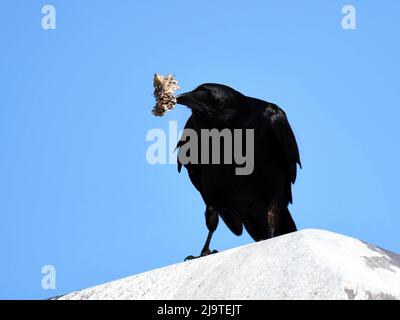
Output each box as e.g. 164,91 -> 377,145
152,74 -> 180,116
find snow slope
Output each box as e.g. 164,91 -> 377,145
58,229 -> 400,300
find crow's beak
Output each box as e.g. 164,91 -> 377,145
176,90 -> 208,111
176,91 -> 195,107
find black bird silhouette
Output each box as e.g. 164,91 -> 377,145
176,84 -> 301,260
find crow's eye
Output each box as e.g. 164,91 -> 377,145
213,99 -> 224,108
195,87 -> 210,100
196,86 -> 208,94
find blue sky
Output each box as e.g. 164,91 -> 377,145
0,0 -> 399,299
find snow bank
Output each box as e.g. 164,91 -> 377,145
58,229 -> 400,300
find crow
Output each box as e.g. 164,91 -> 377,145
176,84 -> 301,260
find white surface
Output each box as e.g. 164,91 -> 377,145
58,229 -> 400,300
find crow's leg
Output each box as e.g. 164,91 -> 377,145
266,203 -> 280,239
200,230 -> 218,255
202,206 -> 219,253
185,231 -> 219,261
185,206 -> 219,261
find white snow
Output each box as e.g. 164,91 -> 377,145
58,229 -> 400,300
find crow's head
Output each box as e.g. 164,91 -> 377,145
176,83 -> 244,122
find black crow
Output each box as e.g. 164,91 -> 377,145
176,84 -> 301,260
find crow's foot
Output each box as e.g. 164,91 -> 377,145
184,249 -> 218,261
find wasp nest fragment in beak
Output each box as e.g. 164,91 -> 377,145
152,74 -> 180,116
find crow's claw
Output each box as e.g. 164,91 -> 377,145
184,249 -> 218,261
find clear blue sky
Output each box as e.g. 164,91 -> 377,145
1,0 -> 399,299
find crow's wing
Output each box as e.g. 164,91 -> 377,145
264,103 -> 301,184
177,116 -> 202,193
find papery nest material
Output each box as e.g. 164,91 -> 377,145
152,74 -> 180,116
